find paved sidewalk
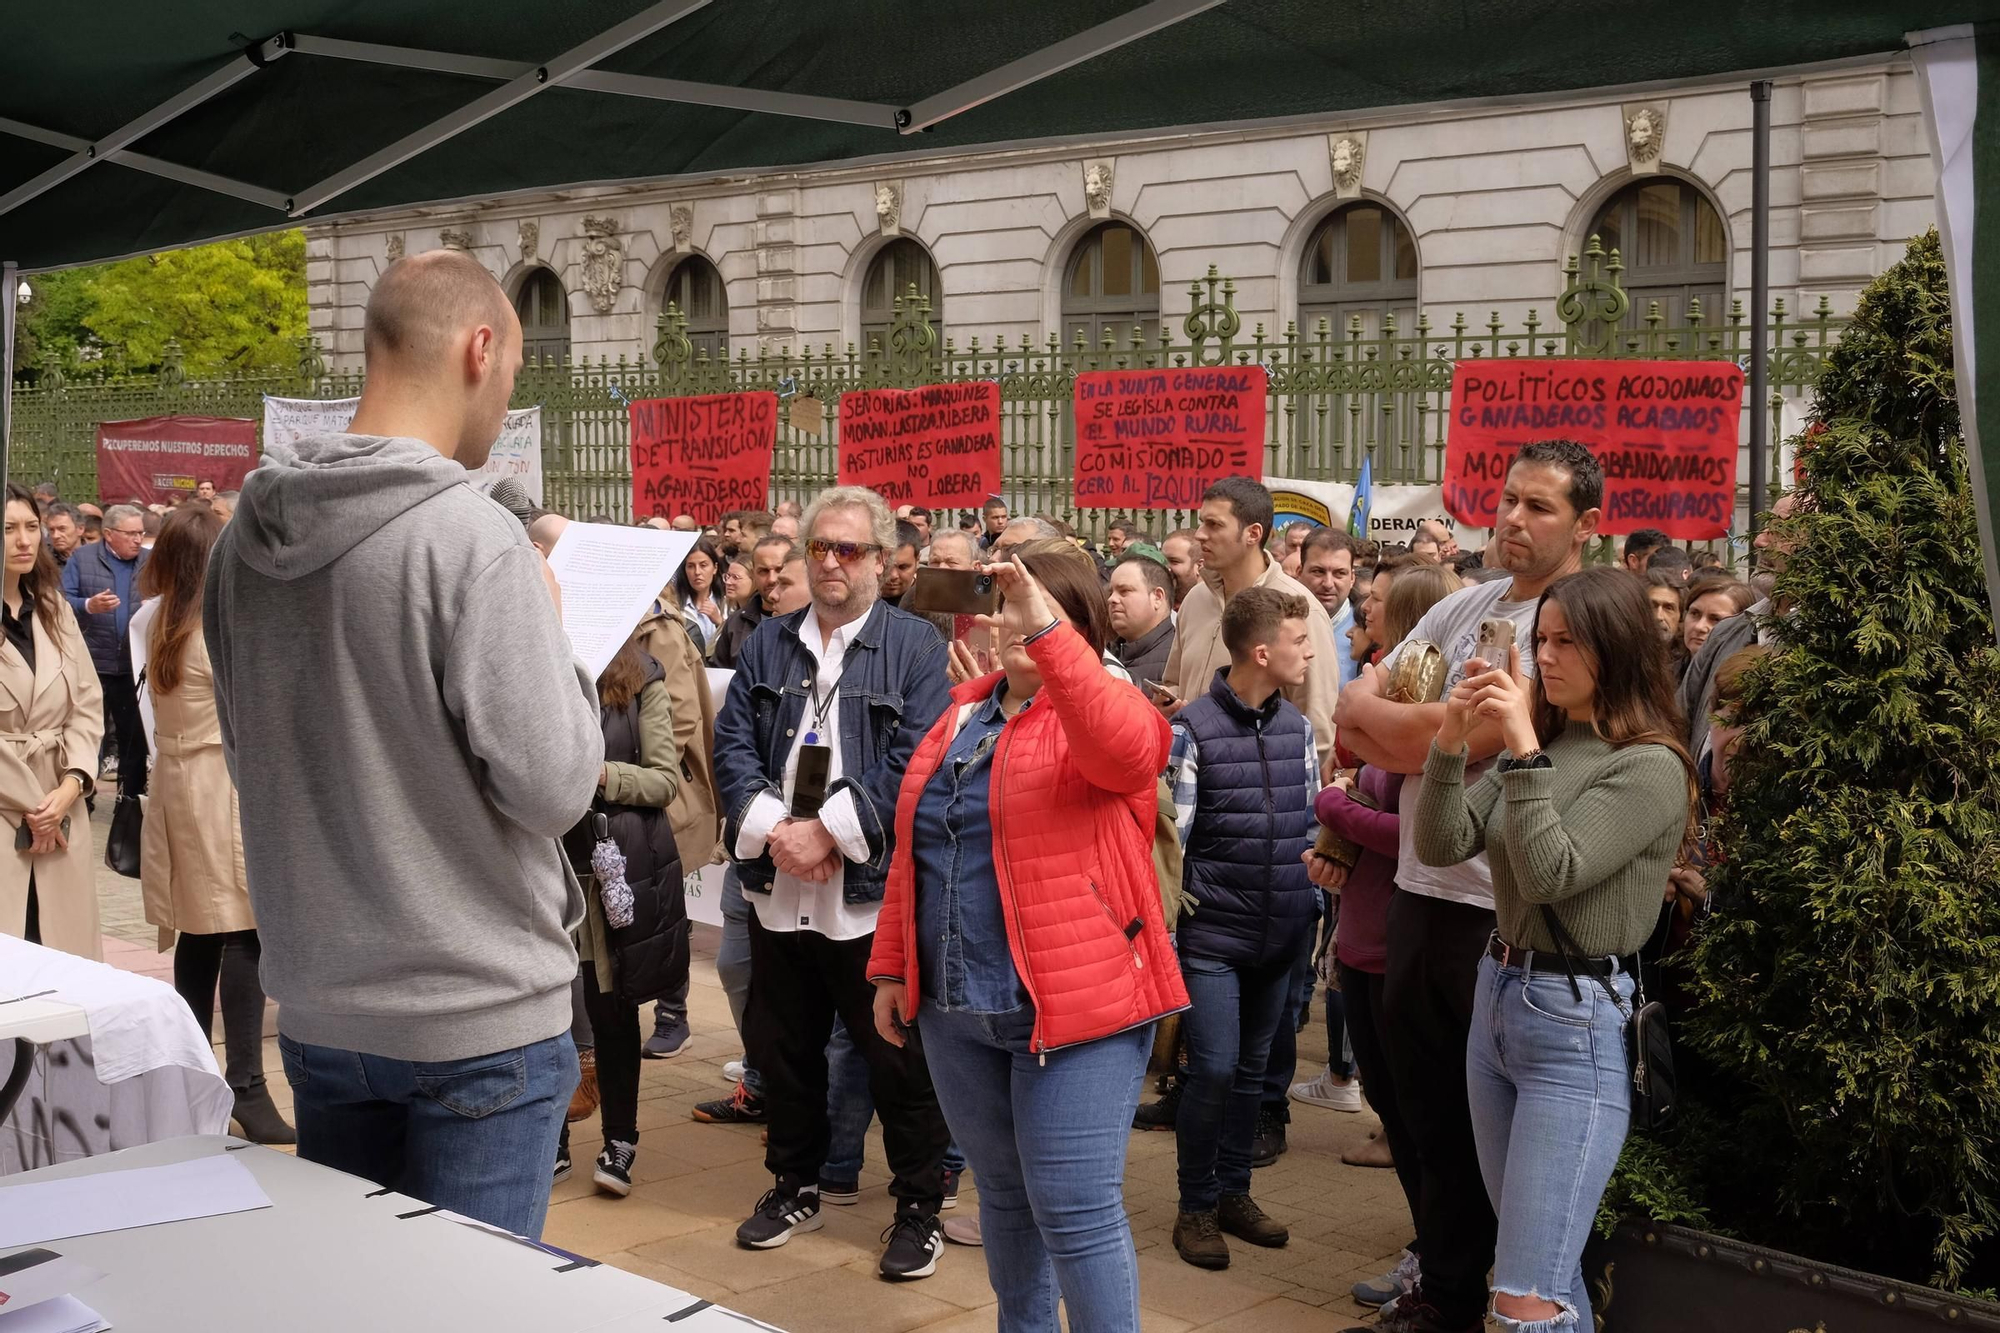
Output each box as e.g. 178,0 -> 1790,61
91,830 -> 1412,1332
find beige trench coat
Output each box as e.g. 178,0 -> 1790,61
0,598 -> 106,960
141,632 -> 253,950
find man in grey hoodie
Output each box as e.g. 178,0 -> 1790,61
204,250 -> 603,1240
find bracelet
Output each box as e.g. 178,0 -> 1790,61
1022,618 -> 1062,645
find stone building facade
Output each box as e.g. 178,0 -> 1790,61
306,59 -> 1934,379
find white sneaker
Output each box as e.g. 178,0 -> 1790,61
1291,1068 -> 1363,1112
722,1059 -> 746,1085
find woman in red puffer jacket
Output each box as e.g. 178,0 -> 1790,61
870,541 -> 1187,1333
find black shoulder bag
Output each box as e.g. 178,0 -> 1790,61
1537,902 -> 1677,1132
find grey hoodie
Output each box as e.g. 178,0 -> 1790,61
204,431 -> 602,1062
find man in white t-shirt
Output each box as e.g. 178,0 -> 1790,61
1328,440 -> 1601,1333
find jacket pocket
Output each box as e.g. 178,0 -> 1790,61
864,690 -> 907,753
1087,879 -> 1144,972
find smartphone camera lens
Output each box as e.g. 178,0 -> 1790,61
974,574 -> 994,596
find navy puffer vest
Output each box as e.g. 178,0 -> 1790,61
1175,669 -> 1315,968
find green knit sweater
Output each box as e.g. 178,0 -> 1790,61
1414,721 -> 1688,956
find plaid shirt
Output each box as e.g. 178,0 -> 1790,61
1165,717 -> 1321,849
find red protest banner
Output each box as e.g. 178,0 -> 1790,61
1444,359 -> 1743,540
836,382 -> 1001,509
629,392 -> 779,525
94,416 -> 257,505
1072,367 -> 1265,509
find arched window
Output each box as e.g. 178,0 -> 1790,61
514,269 -> 571,363
860,238 -> 942,350
662,255 -> 729,360
1300,203 -> 1418,341
1587,178 -> 1729,329
1061,222 -> 1160,348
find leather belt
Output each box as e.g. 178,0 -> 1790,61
1487,932 -> 1619,977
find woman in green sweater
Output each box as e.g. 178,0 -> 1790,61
1414,566 -> 1694,1333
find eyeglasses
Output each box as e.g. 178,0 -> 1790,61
109,527 -> 145,538
806,539 -> 883,565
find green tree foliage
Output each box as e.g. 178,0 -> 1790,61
1683,230 -> 2000,1288
18,231 -> 306,379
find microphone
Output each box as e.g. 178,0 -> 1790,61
487,477 -> 535,528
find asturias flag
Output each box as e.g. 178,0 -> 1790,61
1348,456 -> 1373,538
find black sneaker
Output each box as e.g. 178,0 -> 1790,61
1251,1107 -> 1287,1167
879,1210 -> 943,1280
643,1011 -> 690,1059
552,1141 -> 573,1187
941,1168 -> 961,1210
594,1141 -> 636,1198
1133,1080 -> 1181,1131
736,1182 -> 823,1249
694,1082 -> 766,1123
818,1176 -> 860,1206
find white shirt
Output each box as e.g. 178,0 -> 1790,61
734,612 -> 878,940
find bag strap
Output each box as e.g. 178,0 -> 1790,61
1537,902 -> 1624,1009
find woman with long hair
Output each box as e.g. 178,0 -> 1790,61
870,540 -> 1187,1331
553,629 -> 688,1195
1681,575 -> 1757,661
674,537 -> 726,650
1301,560 -> 1459,1308
138,504 -> 294,1143
1415,566 -> 1695,1332
0,482 -> 104,958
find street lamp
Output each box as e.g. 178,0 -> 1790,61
13,280 -> 27,306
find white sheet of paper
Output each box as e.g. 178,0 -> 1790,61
546,524 -> 698,680
0,1294 -> 109,1333
0,1252 -> 105,1317
0,1154 -> 272,1249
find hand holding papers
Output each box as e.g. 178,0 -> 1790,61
545,524 -> 698,680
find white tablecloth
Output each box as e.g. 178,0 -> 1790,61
1,935 -> 231,1174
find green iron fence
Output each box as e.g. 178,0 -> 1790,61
8,235 -> 1842,543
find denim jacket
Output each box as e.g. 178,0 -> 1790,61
714,598 -> 951,904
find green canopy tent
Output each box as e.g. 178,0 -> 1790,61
0,2 -> 1992,627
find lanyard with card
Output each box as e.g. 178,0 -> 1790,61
791,659 -> 848,818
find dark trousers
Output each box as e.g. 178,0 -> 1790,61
745,914 -> 948,1212
1340,960 -> 1423,1237
1383,889 -> 1499,1325
1260,929 -> 1319,1117
101,671 -> 147,797
172,929 -> 267,1092
581,968 -> 641,1145
1176,950 -> 1295,1212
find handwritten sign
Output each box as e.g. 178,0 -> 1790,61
263,396 -> 544,503
629,392 -> 778,525
1444,359 -> 1743,540
1073,368 -> 1265,509
837,382 -> 1001,508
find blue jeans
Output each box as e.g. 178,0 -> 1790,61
919,1004 -> 1152,1333
1466,954 -> 1634,1331
715,864 -> 762,1096
825,1015 -> 966,1183
277,1031 -> 578,1241
1177,952 -> 1293,1212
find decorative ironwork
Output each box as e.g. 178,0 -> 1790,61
883,283 -> 937,380
157,340 -> 185,390
1558,235 -> 1631,353
295,335 -> 326,383
1184,266 -> 1240,366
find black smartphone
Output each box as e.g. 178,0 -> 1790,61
13,821 -> 28,852
791,743 -> 832,819
904,567 -> 999,617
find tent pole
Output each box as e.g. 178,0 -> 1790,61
1,260 -> 15,488
1748,79 -> 1773,554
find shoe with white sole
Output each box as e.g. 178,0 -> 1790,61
594,1141 -> 636,1198
942,1215 -> 982,1246
879,1210 -> 944,1279
736,1181 -> 823,1249
1291,1067 -> 1363,1112
722,1059 -> 746,1085
1352,1247 -> 1420,1307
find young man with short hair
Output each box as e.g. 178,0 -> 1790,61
978,497 -> 1009,550
1168,586 -> 1320,1270
882,521 -> 923,603
894,504 -> 933,550
1646,544 -> 1693,586
1107,552 -> 1176,686
1299,528 -> 1362,689
1330,439 -> 1601,1333
712,535 -> 795,671
1161,528 -> 1202,608
1621,527 -> 1671,572
1106,516 -> 1143,557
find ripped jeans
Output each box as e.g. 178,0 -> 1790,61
1466,951 -> 1633,1331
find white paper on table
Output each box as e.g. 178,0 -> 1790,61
545,524 -> 698,680
0,1153 -> 271,1249
0,1294 -> 109,1333
0,1251 -> 105,1317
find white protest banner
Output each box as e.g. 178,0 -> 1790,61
1268,476 -> 1467,545
546,522 -> 698,680
262,396 -> 542,503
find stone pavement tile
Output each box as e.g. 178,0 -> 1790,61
837,1250 -> 998,1314
723,1266 -> 963,1333
1188,1295 -> 1354,1332
544,1193 -> 714,1256
635,1220 -> 869,1295
1131,1251 -> 1296,1325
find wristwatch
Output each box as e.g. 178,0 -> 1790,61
1498,750 -> 1551,773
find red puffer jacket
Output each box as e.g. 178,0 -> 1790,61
868,622 -> 1189,1055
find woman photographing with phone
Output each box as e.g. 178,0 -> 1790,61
1413,566 -> 1695,1332
870,542 -> 1187,1333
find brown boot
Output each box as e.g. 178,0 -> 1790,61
1173,1209 -> 1230,1270
1217,1194 -> 1289,1248
1342,1130 -> 1396,1169
566,1048 -> 600,1123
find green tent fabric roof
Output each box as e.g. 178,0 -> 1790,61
0,0 -> 1981,271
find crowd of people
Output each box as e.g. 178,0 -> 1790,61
0,250 -> 1788,1333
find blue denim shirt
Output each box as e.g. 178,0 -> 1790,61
912,686 -> 1028,1013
